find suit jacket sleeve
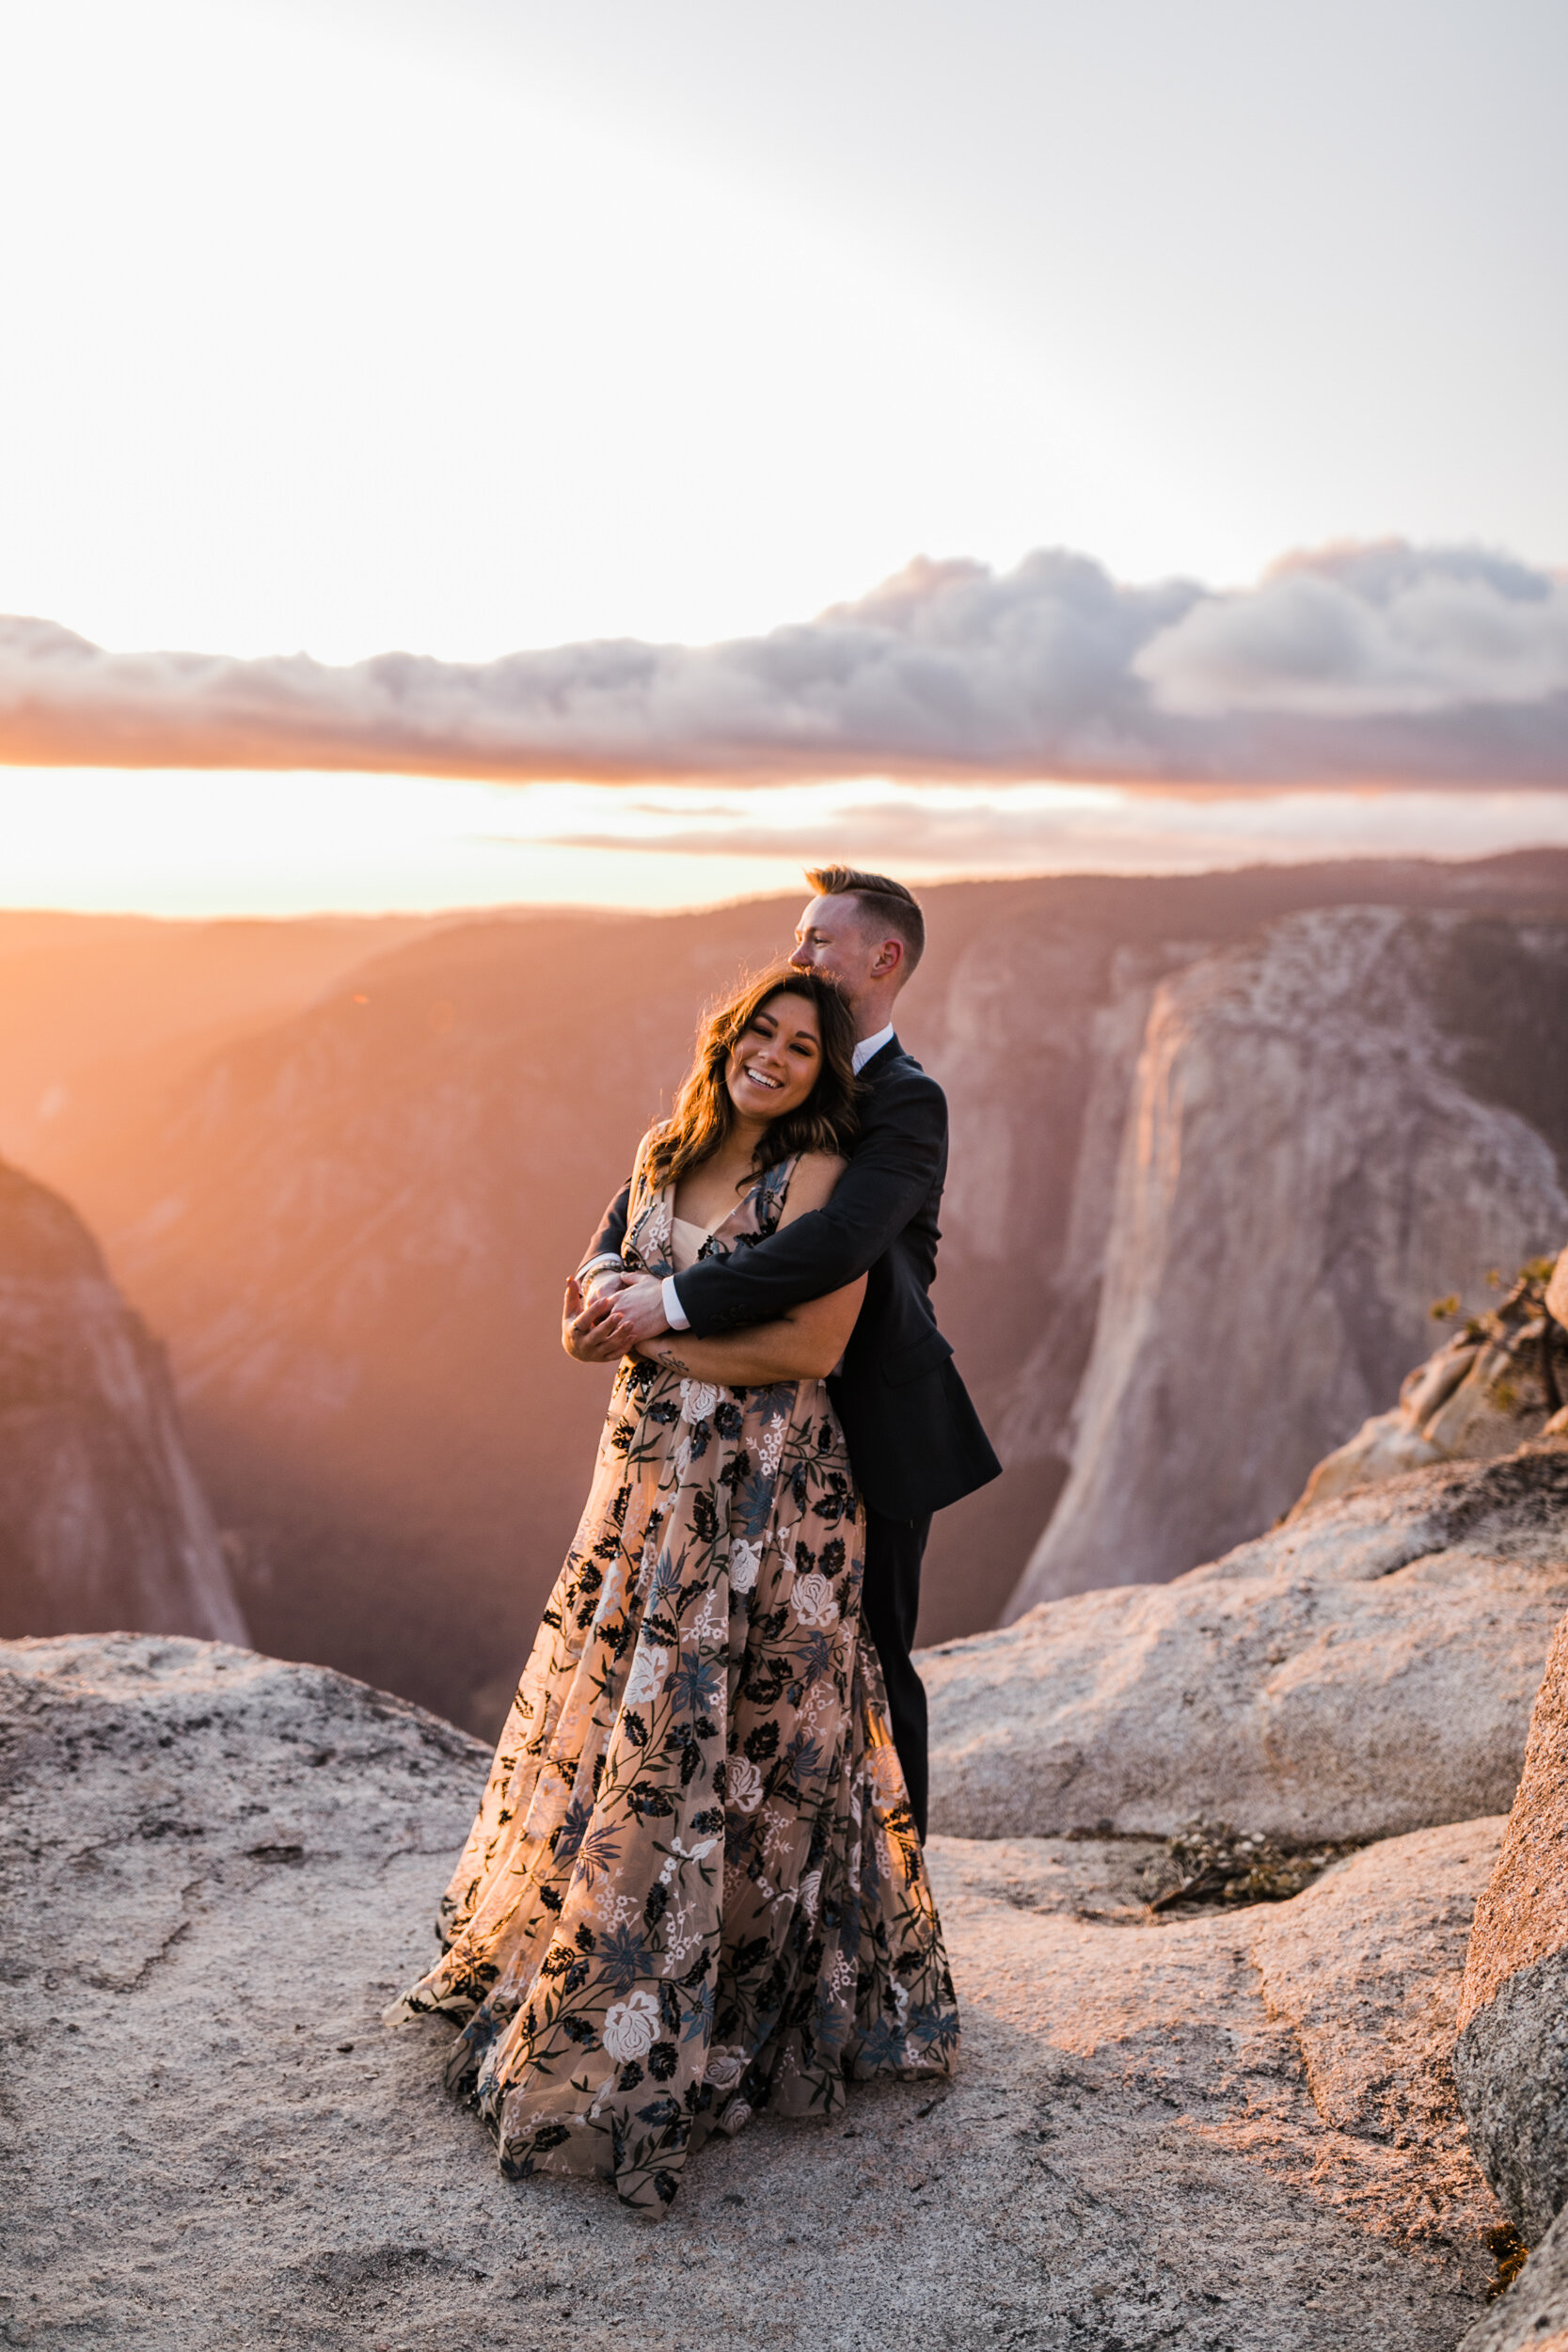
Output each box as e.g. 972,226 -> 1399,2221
671,1073 -> 946,1338
579,1179 -> 631,1271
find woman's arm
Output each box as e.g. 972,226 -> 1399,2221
581,1151 -> 865,1380
636,1153 -> 862,1381
598,1074 -> 945,1349
639,1274 -> 866,1385
562,1270 -> 864,1377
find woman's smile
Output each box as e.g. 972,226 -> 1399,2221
723,992 -> 823,1120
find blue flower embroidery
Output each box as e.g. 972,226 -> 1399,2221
669,1656 -> 724,1716
856,2016 -> 906,2069
573,1824 -> 623,1886
597,1925 -> 655,1994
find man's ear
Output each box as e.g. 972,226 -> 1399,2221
870,937 -> 904,978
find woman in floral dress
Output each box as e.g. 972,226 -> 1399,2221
388,966 -> 958,2212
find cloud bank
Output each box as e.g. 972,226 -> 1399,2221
3,541 -> 1565,786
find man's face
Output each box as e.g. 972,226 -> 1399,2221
789,894 -> 879,993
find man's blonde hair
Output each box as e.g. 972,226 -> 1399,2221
804,866 -> 925,972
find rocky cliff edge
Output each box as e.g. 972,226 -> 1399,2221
0,1633 -> 1515,2350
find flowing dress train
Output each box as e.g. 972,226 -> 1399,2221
387,1136 -> 958,2211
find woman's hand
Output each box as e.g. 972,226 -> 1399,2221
562,1276 -> 631,1363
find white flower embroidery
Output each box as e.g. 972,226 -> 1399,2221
725,1755 -> 765,1812
800,1868 -> 822,1924
679,1380 -> 721,1425
657,1834 -> 720,1886
719,2097 -> 752,2137
758,1413 -> 786,1476
641,1200 -> 673,1263
789,1570 -> 838,1629
635,1516 -> 665,1594
624,1645 -> 669,1708
705,2045 -> 746,2091
688,1588 -> 727,1644
868,1742 -> 906,1802
729,1540 -> 763,1596
601,1989 -> 661,2062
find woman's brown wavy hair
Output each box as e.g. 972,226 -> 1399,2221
642,965 -> 860,1194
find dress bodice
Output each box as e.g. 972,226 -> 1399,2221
623,1135 -> 797,1279
669,1215 -> 715,1274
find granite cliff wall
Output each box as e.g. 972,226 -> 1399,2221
0,1159 -> 245,1645
1009,908 -> 1568,1615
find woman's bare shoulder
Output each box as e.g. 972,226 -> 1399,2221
778,1150 -> 848,1222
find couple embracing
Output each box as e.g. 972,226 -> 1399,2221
389,866 -> 1001,2213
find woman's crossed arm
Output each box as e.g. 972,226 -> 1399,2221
563,1273 -> 864,1384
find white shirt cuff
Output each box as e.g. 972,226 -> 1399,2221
661,1275 -> 690,1332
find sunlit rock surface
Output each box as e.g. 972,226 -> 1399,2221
0,1162 -> 244,1645
1010,907 -> 1568,1617
1293,1249 -> 1568,1518
1455,1607 -> 1568,2249
927,1447 -> 1568,1844
0,1634 -> 1513,2348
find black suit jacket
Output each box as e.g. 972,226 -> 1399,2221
581,1037 -> 1001,1520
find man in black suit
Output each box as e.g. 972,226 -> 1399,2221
570,866 -> 1000,1837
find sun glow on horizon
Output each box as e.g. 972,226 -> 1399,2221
3,767 -> 1568,922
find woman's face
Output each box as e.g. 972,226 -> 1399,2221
725,991 -> 823,1123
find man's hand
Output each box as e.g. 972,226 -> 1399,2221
598,1273 -> 671,1351
562,1275 -> 630,1363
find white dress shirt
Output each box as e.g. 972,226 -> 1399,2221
851,1020 -> 896,1074
662,1021 -> 896,1332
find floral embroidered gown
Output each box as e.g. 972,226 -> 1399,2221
388,1134 -> 958,2212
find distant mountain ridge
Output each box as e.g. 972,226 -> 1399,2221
11,850 -> 1567,1732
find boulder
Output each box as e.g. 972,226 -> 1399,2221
1294,1254 -> 1568,1518
1454,1611 -> 1568,2245
0,1159 -> 245,1645
925,1445 -> 1568,1842
0,1634 -> 1513,2348
1550,1246 -> 1568,1339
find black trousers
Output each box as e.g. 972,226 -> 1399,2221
861,1507 -> 932,1841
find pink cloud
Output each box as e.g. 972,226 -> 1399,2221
3,541 -> 1565,786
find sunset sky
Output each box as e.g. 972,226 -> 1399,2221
2,0 -> 1565,913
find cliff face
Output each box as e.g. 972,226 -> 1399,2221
1009,907 -> 1568,1615
0,1161 -> 245,1645
0,909 -> 430,1175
